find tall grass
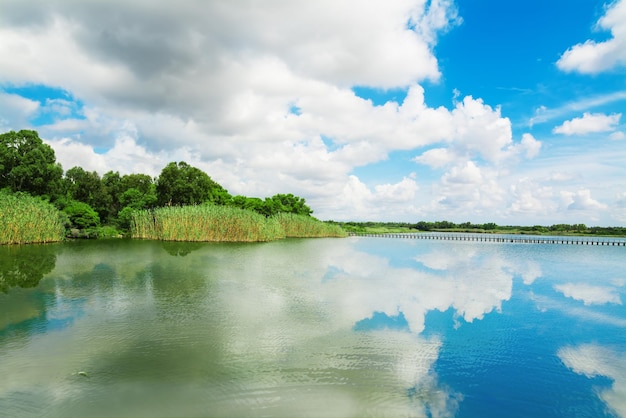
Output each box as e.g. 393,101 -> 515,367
274,213 -> 348,238
0,192 -> 65,245
130,205 -> 286,242
130,205 -> 347,242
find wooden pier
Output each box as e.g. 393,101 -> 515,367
349,232 -> 626,246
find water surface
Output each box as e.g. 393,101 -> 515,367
1,237 -> 625,417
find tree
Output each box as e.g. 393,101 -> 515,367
63,201 -> 100,230
256,193 -> 313,217
0,130 -> 63,198
231,195 -> 265,213
121,173 -> 155,195
102,171 -> 123,220
62,166 -> 111,220
156,161 -> 229,206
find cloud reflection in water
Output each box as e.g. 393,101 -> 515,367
559,344 -> 626,417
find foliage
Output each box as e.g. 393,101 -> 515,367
262,194 -> 313,217
230,193 -> 313,217
0,190 -> 65,245
156,161 -> 230,206
62,166 -> 112,220
99,171 -> 158,228
0,130 -> 63,198
62,201 -> 101,230
231,195 -> 265,213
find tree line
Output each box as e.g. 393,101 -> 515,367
337,221 -> 626,236
0,130 -> 313,235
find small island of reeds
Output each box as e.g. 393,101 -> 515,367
130,205 -> 346,242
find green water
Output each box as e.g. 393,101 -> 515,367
1,239 -> 443,417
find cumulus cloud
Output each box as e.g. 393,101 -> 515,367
0,91 -> 38,131
507,178 -> 554,217
553,112 -> 622,135
562,189 -> 608,211
426,161 -> 508,218
442,160 -> 482,185
554,283 -> 623,305
449,96 -> 513,162
558,344 -> 626,417
557,0 -> 626,73
413,147 -> 455,168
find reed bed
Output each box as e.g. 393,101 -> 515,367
273,213 -> 348,238
130,205 -> 286,242
0,193 -> 65,245
130,205 -> 347,242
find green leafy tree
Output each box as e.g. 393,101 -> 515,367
116,185 -> 158,230
482,222 -> 497,230
231,195 -> 265,213
63,201 -> 100,230
62,166 -> 111,220
102,172 -> 157,228
0,130 -> 63,198
121,173 -> 155,195
156,161 -> 229,206
256,193 -> 313,217
102,171 -> 123,220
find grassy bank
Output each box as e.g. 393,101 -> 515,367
130,205 -> 346,242
0,192 -> 65,245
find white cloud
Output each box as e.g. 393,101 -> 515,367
504,133 -> 542,160
554,283 -> 623,305
449,96 -> 513,163
507,178 -> 555,217
518,133 -> 542,158
553,112 -> 622,135
0,92 -> 39,131
530,92 -> 626,127
442,160 -> 482,185
562,189 -> 608,211
558,344 -> 626,417
320,175 -> 422,221
557,0 -> 626,73
413,147 -> 455,168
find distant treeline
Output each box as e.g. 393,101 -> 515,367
336,221 -> 626,236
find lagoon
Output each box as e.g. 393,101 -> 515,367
1,237 -> 625,417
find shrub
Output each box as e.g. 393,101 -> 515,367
63,201 -> 101,230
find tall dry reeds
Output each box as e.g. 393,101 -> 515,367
130,205 -> 285,242
274,213 -> 347,238
0,192 -> 65,245
130,205 -> 346,242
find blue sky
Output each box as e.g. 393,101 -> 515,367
1,0 -> 625,225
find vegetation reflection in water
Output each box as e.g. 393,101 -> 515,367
0,238 -> 625,417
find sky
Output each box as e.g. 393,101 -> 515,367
0,0 -> 625,226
